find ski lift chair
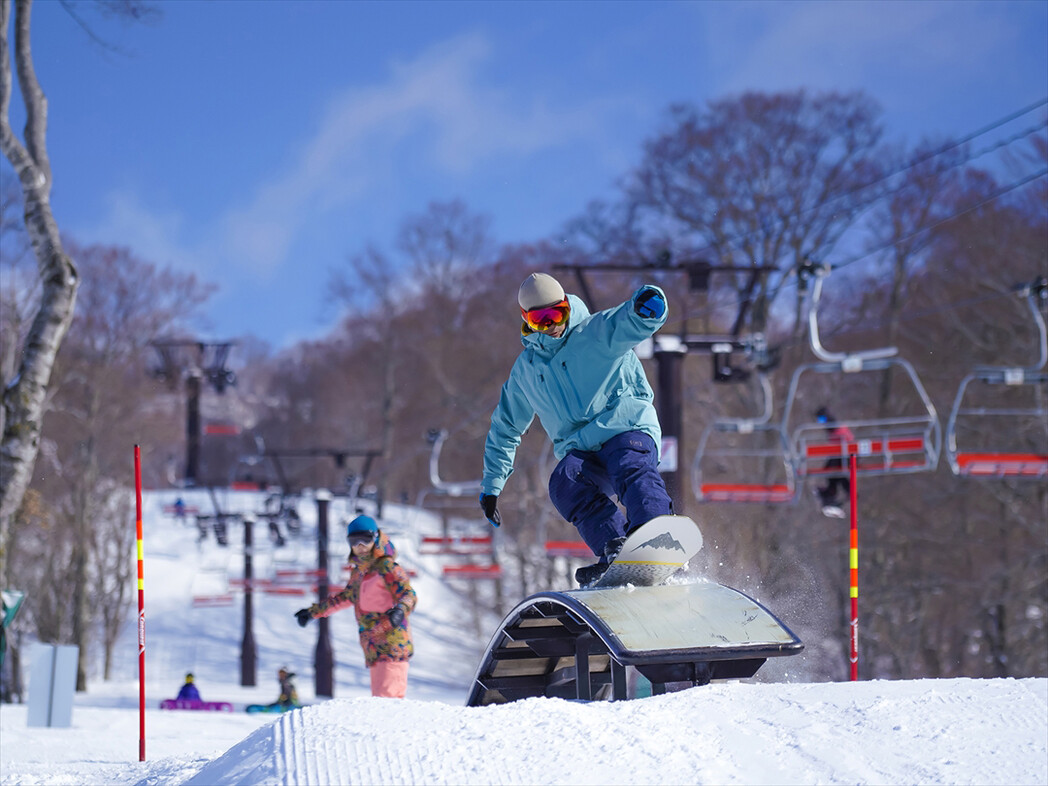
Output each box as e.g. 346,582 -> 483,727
415,429 -> 484,509
692,372 -> 798,503
426,429 -> 483,496
784,264 -> 942,480
945,279 -> 1048,478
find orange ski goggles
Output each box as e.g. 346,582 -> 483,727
521,299 -> 570,332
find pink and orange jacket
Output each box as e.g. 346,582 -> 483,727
307,531 -> 417,665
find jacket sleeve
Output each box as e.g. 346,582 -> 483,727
586,285 -> 668,356
311,584 -> 354,618
481,368 -> 536,496
381,560 -> 417,614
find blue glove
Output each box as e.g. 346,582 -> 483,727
387,606 -> 405,627
479,494 -> 501,528
634,287 -> 666,319
294,609 -> 312,628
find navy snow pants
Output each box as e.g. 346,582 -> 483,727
548,431 -> 673,563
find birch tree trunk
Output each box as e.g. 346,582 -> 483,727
0,0 -> 80,581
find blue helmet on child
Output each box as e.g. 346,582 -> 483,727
346,514 -> 378,537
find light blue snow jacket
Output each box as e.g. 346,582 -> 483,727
481,286 -> 667,497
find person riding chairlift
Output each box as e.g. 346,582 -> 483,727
814,406 -> 853,518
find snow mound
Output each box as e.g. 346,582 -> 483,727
185,677 -> 1048,786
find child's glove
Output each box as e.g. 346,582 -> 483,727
634,287 -> 666,319
294,608 -> 313,627
387,606 -> 405,627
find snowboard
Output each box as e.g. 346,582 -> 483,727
246,702 -> 299,714
587,514 -> 703,589
159,699 -> 233,712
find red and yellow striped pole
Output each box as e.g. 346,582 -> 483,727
135,445 -> 146,761
848,452 -> 858,681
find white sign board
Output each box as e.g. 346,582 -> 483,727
27,643 -> 78,728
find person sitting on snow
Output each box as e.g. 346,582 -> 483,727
176,672 -> 201,702
274,667 -> 299,710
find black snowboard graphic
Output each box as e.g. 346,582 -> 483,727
586,515 -> 703,589
631,532 -> 686,554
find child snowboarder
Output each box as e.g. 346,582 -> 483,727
479,272 -> 674,587
295,515 -> 417,698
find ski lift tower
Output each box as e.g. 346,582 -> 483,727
149,339 -> 237,486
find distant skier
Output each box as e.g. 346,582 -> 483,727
176,672 -> 201,702
295,515 -> 417,698
814,406 -> 854,518
479,272 -> 674,587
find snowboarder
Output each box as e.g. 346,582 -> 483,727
274,667 -> 299,710
295,515 -> 417,698
175,672 -> 201,702
814,406 -> 853,518
479,272 -> 674,587
244,667 -> 300,714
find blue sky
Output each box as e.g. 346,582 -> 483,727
7,0 -> 1047,348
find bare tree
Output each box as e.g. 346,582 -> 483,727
862,141 -> 967,409
0,179 -> 36,389
6,243 -> 209,689
396,198 -> 494,299
325,200 -> 502,509
0,0 -> 159,584
93,481 -> 133,680
626,89 -> 887,339
0,0 -> 80,581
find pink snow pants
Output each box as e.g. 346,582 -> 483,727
369,660 -> 409,698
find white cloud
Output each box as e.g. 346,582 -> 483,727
83,31 -> 632,290
77,190 -> 194,272
214,31 -> 621,278
704,1 -> 1014,96
77,28 -> 638,337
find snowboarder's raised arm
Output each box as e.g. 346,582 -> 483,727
581,285 -> 668,357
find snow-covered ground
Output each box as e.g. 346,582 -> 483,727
1,489 -> 1046,785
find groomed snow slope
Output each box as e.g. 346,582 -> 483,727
0,489 -> 1045,785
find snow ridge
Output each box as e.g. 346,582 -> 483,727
182,679 -> 1048,786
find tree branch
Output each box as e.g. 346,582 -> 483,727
13,0 -> 49,190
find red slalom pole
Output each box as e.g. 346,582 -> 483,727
848,452 -> 858,681
135,445 -> 146,761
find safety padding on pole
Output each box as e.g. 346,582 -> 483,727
466,582 -> 802,706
